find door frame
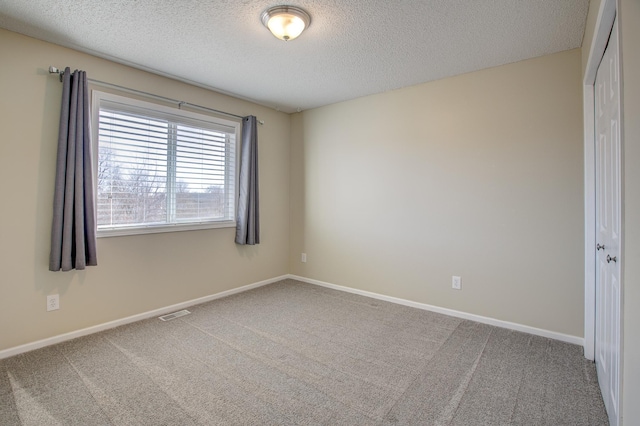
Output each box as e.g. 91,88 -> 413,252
583,0 -> 618,362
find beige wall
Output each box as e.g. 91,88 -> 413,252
290,49 -> 585,337
0,29 -> 291,352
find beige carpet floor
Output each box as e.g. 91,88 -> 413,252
0,279 -> 608,425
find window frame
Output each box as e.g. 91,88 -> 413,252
91,90 -> 240,238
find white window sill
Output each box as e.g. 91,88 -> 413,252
97,220 -> 236,238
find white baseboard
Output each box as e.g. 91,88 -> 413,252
0,275 -> 288,360
1,273 -> 584,360
287,274 -> 584,346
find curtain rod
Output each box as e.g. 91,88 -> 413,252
48,66 -> 264,125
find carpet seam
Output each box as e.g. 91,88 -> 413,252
111,318 -> 301,425
145,315 -> 319,422
507,334 -> 534,424
240,322 -> 404,393
3,368 -> 26,426
58,342 -> 116,426
183,283 -> 432,419
163,318 -> 321,425
376,319 -> 465,424
435,323 -> 493,425
102,333 -> 203,426
184,318 -> 382,423
542,339 -> 551,424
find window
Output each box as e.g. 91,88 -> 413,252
92,91 -> 239,236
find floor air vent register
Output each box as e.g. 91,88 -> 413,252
158,310 -> 191,321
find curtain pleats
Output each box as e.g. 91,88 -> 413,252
49,68 -> 98,271
235,116 -> 260,245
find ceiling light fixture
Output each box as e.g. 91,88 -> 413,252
261,5 -> 311,41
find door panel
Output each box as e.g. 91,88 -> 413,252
594,17 -> 621,426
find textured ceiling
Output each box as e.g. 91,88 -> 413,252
0,0 -> 590,113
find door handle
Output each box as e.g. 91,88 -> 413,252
607,254 -> 617,263
597,243 -> 605,251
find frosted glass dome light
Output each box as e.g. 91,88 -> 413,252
261,6 -> 311,41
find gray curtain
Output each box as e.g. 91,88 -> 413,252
49,68 -> 98,271
235,115 -> 260,245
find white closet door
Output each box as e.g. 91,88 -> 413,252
594,16 -> 621,426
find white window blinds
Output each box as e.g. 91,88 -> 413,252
93,92 -> 238,236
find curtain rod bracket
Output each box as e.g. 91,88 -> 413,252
49,66 -> 63,82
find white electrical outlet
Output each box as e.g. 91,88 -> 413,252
301,253 -> 307,263
452,276 -> 462,290
47,294 -> 60,311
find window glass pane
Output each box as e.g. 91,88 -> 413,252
98,110 -> 169,227
175,124 -> 227,221
93,92 -> 237,235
